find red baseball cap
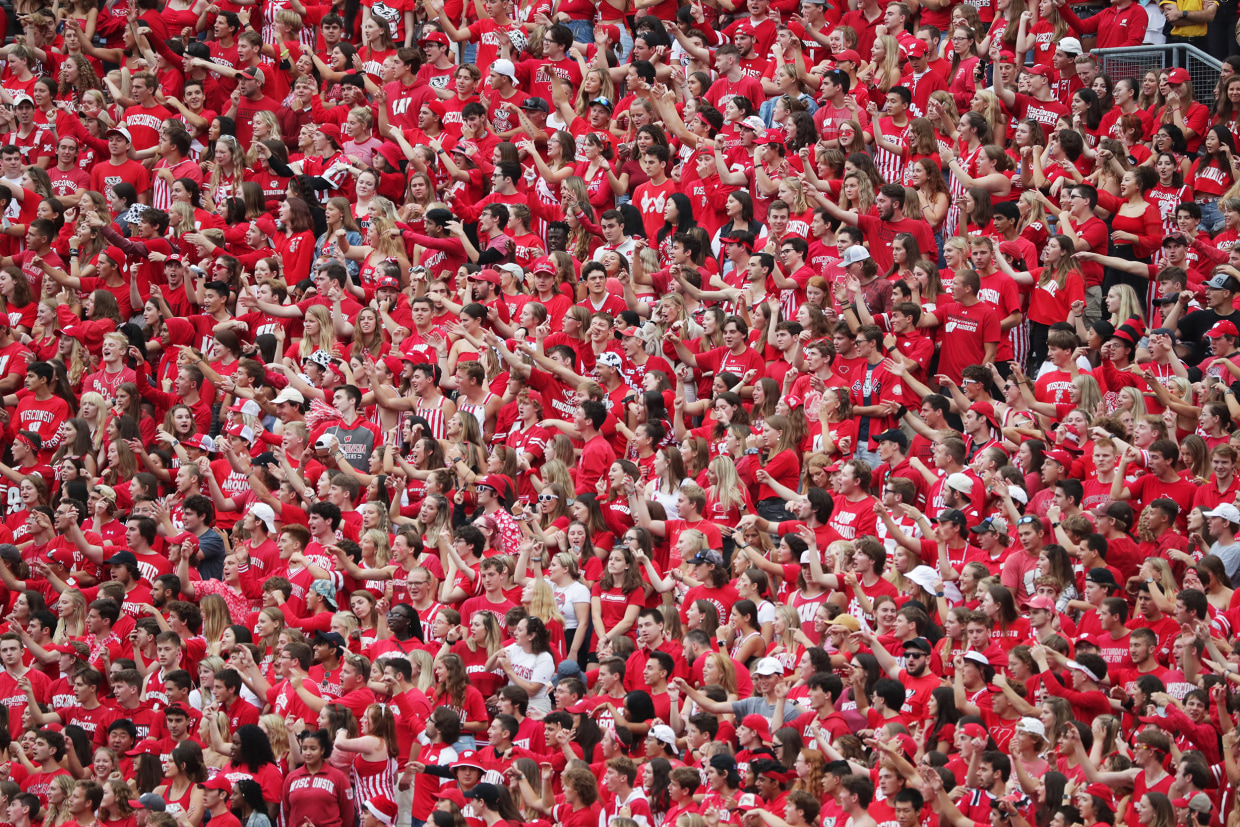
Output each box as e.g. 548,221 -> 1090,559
382,356 -> 405,377
1208,320 -> 1240,338
126,739 -> 162,757
1045,449 -> 1075,468
1166,67 -> 1190,85
469,269 -> 501,286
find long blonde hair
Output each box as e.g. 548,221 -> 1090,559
54,591 -> 87,642
526,577 -> 565,627
209,135 -> 245,194
774,604 -> 802,649
575,68 -> 615,117
1072,376 -> 1104,419
466,611 -> 504,655
840,172 -> 875,215
298,304 -> 337,361
1107,284 -> 1145,328
407,649 -> 434,692
1018,190 -> 1049,234
708,456 -> 746,515
259,713 -> 290,760
780,176 -> 813,214
58,335 -> 89,389
201,594 -> 230,646
1118,385 -> 1148,417
245,113 -> 281,165
170,202 -> 197,236
367,215 -> 405,259
927,90 -> 960,131
362,528 -> 391,567
702,652 -> 738,696
258,607 -> 285,652
872,35 -> 902,93
972,92 -> 1006,139
78,391 -> 107,449
43,775 -> 77,827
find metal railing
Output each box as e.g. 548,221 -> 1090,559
1091,44 -> 1224,108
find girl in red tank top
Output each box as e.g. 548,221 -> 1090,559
153,747 -> 205,825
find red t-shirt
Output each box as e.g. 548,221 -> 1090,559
931,301 -> 1001,384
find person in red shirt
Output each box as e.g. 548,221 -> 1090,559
562,401 -> 614,496
1058,0 -> 1148,49
200,777 -> 240,827
669,316 -> 766,394
1030,644 -> 1112,724
89,127 -> 151,208
122,73 -> 172,152
1113,440 -> 1198,530
826,460 -> 879,541
862,633 -> 941,720
920,270 -> 1002,385
281,730 -> 355,827
820,184 -> 936,276
633,145 -> 678,243
224,66 -> 282,151
25,667 -> 115,746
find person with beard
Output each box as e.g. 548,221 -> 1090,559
853,633 -> 940,720
438,269 -> 514,336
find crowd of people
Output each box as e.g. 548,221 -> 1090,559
6,2 -> 1240,827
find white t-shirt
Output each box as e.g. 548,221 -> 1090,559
504,643 -> 556,711
554,580 -> 592,631
757,599 -> 777,628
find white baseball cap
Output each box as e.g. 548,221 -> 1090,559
752,657 -> 784,676
841,247 -> 871,266
249,503 -> 277,534
1015,717 -> 1045,739
491,59 -> 517,82
1205,504 -> 1240,524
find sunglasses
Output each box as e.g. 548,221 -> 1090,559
538,494 -> 557,502
1017,515 -> 1037,525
